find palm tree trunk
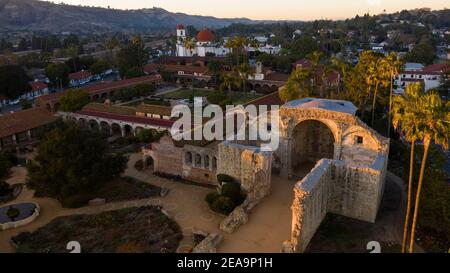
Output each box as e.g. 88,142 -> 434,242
371,81 -> 379,127
408,137 -> 431,253
402,141 -> 415,253
387,72 -> 394,137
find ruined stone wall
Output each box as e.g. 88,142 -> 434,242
218,141 -> 273,233
286,160 -> 332,252
151,136 -> 184,176
284,155 -> 387,253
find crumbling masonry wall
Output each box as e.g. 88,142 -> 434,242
283,155 -> 388,253
217,141 -> 272,233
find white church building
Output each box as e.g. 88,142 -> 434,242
176,24 -> 230,57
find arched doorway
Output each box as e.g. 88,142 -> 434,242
145,156 -> 154,171
291,120 -> 335,177
111,123 -> 121,135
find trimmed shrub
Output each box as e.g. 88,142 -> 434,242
211,196 -> 235,215
205,192 -> 220,205
221,183 -> 241,203
216,174 -> 235,185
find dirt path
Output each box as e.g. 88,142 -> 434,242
0,155 -> 224,253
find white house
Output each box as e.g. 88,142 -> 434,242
69,70 -> 92,87
395,63 -> 449,93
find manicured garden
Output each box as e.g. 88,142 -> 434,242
12,206 -> 182,253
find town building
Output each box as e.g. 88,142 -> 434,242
395,63 -> 449,93
37,74 -> 162,112
69,70 -> 93,87
176,25 -> 231,57
0,107 -> 57,151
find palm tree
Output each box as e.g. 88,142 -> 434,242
226,36 -> 247,66
386,53 -> 403,137
235,63 -> 254,98
220,72 -> 241,99
392,82 -> 423,253
408,90 -> 450,253
370,55 -> 387,127
279,67 -> 313,103
183,38 -> 196,56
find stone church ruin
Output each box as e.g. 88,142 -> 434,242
143,96 -> 389,252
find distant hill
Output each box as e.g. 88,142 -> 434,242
0,0 -> 253,32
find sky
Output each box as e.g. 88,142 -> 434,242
40,0 -> 449,20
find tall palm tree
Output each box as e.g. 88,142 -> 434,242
408,90 -> 450,253
235,63 -> 254,98
370,55 -> 387,127
386,53 -> 403,137
392,82 -> 423,253
220,72 -> 241,99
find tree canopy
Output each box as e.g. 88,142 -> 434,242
0,65 -> 31,100
27,122 -> 127,199
59,89 -> 91,112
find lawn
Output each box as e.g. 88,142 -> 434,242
12,206 -> 182,253
159,88 -> 263,105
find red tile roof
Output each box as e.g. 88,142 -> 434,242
176,24 -> 185,30
69,70 -> 92,81
0,107 -> 57,138
196,28 -> 215,42
145,64 -> 208,75
264,73 -> 289,82
37,75 -> 162,104
78,110 -> 174,128
245,92 -> 283,107
30,81 -> 48,92
421,63 -> 449,74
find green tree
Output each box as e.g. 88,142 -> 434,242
279,67 -> 313,103
117,36 -> 149,78
27,122 -> 127,200
0,65 -> 31,100
207,61 -> 224,87
392,82 -> 424,253
404,42 -> 436,65
20,99 -> 32,110
59,89 -> 91,112
407,90 -> 450,253
235,63 -> 254,97
45,63 -> 70,88
89,59 -> 110,76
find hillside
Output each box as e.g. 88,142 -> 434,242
0,0 -> 253,32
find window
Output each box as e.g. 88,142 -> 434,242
204,155 -> 210,168
185,152 -> 192,164
356,136 -> 364,144
212,157 -> 217,170
195,154 -> 202,167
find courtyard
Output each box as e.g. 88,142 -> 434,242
0,152 -> 406,253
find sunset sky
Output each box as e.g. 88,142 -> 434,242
41,0 -> 449,20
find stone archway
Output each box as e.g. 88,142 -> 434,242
290,120 -> 336,177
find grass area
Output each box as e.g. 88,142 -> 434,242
159,88 -> 262,105
159,88 -> 213,99
122,99 -> 168,107
35,176 -> 161,208
12,206 -> 182,253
